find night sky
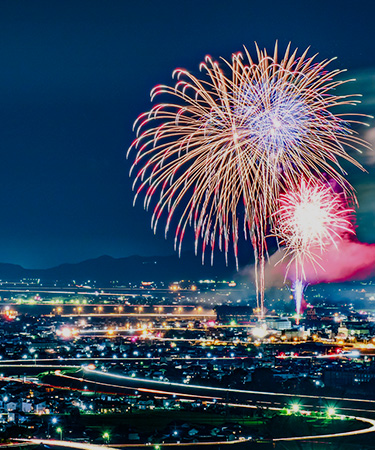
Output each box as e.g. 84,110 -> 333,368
1,0 -> 375,268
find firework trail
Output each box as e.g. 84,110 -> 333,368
275,178 -> 355,319
128,43 -> 369,317
292,279 -> 306,325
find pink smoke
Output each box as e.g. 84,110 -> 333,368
259,239 -> 375,286
299,239 -> 375,284
240,239 -> 375,288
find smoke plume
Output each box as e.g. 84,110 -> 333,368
242,239 -> 375,288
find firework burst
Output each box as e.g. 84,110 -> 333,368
275,178 -> 356,280
128,42 -> 369,316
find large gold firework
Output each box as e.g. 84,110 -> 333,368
128,43 -> 369,316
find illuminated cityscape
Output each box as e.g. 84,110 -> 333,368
0,275 -> 373,447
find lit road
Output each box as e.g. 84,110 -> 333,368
275,414 -> 375,442
8,367 -> 375,445
0,356 -> 251,366
15,439 -> 114,450
36,368 -> 375,420
16,437 -> 252,449
0,287 -> 200,295
1,363 -> 372,417
14,405 -> 375,446
61,313 -> 215,318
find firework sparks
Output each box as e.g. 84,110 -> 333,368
275,178 -> 356,280
128,43 -> 369,316
276,179 -> 356,320
292,279 -> 306,325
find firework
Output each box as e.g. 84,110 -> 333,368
275,178 -> 355,279
128,43 -> 368,317
291,279 -> 306,325
276,179 -> 355,320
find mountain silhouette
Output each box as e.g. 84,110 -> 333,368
0,251 -> 254,284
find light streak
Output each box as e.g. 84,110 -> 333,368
16,437 -> 252,448
82,368 -> 375,406
225,403 -> 375,442
52,372 -> 217,400
274,414 -> 375,441
15,397 -> 375,446
292,279 -> 305,323
14,439 -> 115,450
61,313 -> 215,318
11,370 -> 375,443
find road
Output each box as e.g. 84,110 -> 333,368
36,367 -> 375,420
4,358 -> 375,419
14,404 -> 375,446
7,366 -> 375,446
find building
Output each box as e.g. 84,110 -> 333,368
265,317 -> 291,331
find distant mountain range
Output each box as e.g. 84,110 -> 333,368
0,252 -> 253,284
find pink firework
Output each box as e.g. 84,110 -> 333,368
275,179 -> 355,279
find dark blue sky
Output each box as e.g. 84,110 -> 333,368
0,0 -> 375,268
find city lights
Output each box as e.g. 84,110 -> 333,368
327,407 -> 336,417
291,403 -> 300,413
251,326 -> 268,339
56,427 -> 63,440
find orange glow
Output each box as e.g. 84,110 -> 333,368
60,327 -> 73,339
3,309 -> 17,320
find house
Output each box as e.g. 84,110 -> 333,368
188,428 -> 199,436
35,402 -> 47,414
138,399 -> 155,410
128,432 -> 140,441
5,402 -> 17,412
21,402 -> 32,413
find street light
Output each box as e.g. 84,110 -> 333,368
291,403 -> 300,413
56,427 -> 62,440
48,417 -> 58,438
103,432 -> 110,444
327,407 -> 336,417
